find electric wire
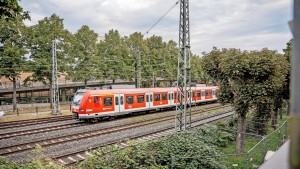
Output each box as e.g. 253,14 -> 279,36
143,0 -> 179,36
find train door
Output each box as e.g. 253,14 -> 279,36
119,94 -> 125,112
213,89 -> 217,99
201,90 -> 205,101
149,92 -> 153,108
114,94 -> 120,113
146,93 -> 151,108
168,91 -> 174,106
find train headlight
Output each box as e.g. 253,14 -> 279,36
79,109 -> 84,112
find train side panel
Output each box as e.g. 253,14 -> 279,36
73,86 -> 219,121
124,93 -> 146,110
153,92 -> 169,108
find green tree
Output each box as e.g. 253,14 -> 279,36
191,54 -> 207,83
144,35 -> 167,87
125,32 -> 147,87
0,16 -> 28,111
162,40 -> 178,86
27,14 -> 72,107
282,40 -> 292,101
0,0 -> 29,20
98,29 -> 130,83
202,47 -> 288,154
69,25 -> 100,88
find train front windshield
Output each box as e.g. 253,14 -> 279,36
72,92 -> 84,106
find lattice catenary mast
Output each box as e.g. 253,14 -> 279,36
51,40 -> 60,115
175,0 -> 191,131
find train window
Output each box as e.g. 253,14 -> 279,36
172,93 -> 174,100
126,96 -> 134,104
115,97 -> 119,105
206,92 -> 208,96
202,92 -> 205,96
197,92 -> 201,97
168,93 -> 171,100
162,94 -> 167,100
209,92 -> 212,96
104,97 -> 112,106
146,95 -> 149,102
138,95 -> 144,103
175,92 -> 177,99
150,94 -> 153,102
193,92 -> 196,97
94,96 -> 98,104
120,96 -> 124,105
155,94 -> 160,101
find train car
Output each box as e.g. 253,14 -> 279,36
71,86 -> 218,121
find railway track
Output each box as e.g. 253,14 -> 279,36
0,103 -> 224,140
0,103 -> 221,129
0,115 -> 73,130
0,105 -> 231,157
55,110 -> 234,166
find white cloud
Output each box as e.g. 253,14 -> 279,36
20,0 -> 292,55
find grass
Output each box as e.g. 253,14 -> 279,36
220,115 -> 289,169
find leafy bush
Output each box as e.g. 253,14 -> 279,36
79,125 -> 231,169
0,146 -> 64,169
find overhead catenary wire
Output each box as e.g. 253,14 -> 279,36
143,0 -> 179,36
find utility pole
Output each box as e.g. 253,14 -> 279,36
51,40 -> 60,115
175,0 -> 191,131
152,72 -> 155,88
137,50 -> 142,88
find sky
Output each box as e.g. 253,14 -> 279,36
20,0 -> 293,56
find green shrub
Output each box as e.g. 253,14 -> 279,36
79,125 -> 231,169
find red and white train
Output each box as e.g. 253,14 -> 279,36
71,86 -> 218,121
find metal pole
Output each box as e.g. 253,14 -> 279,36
51,40 -> 60,115
290,1 -> 300,168
152,72 -> 155,88
262,136 -> 266,163
246,152 -> 250,169
175,0 -> 191,131
137,51 -> 142,88
171,156 -> 175,169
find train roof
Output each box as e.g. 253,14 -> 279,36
83,86 -> 218,95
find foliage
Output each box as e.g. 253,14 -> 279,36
27,13 -> 72,85
97,29 -> 130,82
26,13 -> 72,107
0,16 -> 28,110
202,47 -> 289,153
0,0 -> 29,20
68,25 -> 100,87
282,39 -> 292,100
79,125 -> 230,169
0,146 -> 64,169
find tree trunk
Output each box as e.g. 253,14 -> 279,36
112,79 -> 115,84
236,113 -> 246,154
12,77 -> 17,111
271,110 -> 278,130
84,79 -> 87,89
49,78 -> 53,109
135,77 -> 137,88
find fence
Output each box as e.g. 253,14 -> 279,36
245,118 -> 289,169
170,118 -> 289,169
0,102 -> 71,116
